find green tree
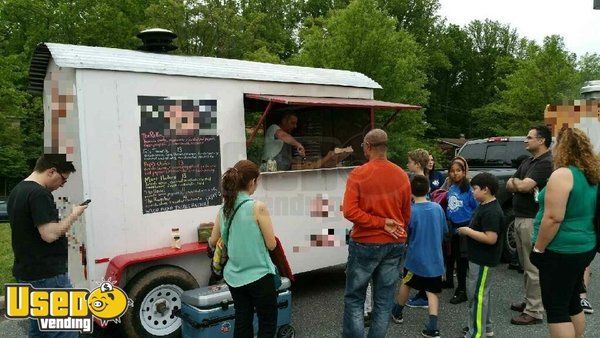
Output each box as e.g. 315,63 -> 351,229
578,53 -> 600,84
0,55 -> 28,184
145,0 -> 301,62
470,102 -> 516,137
293,0 -> 429,161
240,0 -> 303,60
424,24 -> 473,137
498,35 -> 579,133
145,0 -> 244,57
300,0 -> 350,18
425,20 -> 527,138
0,0 -> 151,185
377,0 -> 441,45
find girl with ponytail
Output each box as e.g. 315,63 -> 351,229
209,160 -> 278,337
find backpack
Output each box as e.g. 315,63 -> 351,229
430,189 -> 448,211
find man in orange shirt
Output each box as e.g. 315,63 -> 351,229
342,129 -> 412,338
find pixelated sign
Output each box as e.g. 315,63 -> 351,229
138,96 -> 222,214
44,71 -> 77,161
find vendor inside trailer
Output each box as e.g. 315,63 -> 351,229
262,111 -> 306,170
244,94 -> 420,171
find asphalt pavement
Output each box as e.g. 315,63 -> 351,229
2,259 -> 600,337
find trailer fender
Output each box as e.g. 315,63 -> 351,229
104,242 -> 208,286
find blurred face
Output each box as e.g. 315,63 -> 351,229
407,158 -> 420,173
281,115 -> 298,133
166,105 -> 199,136
427,155 -> 434,171
449,163 -> 466,184
525,129 -> 544,153
472,185 -> 487,202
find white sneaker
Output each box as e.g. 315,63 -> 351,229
581,298 -> 594,314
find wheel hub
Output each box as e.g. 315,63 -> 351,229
155,300 -> 168,315
139,284 -> 184,336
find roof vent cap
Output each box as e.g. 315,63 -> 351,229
581,80 -> 600,100
137,28 -> 177,53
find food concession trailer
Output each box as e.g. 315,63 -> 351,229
28,41 -> 420,337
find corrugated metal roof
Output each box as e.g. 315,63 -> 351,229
245,94 -> 421,110
28,43 -> 381,94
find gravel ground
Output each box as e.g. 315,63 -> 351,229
1,259 -> 599,337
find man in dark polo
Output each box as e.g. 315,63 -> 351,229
507,125 -> 553,325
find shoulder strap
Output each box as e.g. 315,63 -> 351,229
224,199 -> 252,243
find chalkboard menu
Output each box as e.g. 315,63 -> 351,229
138,96 -> 221,214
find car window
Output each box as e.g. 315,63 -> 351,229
485,145 -> 508,166
460,143 -> 486,166
509,141 -> 531,167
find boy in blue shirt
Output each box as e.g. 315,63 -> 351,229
391,175 -> 448,338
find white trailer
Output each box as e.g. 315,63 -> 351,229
28,42 -> 419,337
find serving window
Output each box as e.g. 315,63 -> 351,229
243,94 -> 420,172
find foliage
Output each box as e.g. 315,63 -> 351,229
377,0 -> 441,45
578,53 -> 600,85
293,0 -> 429,162
0,0 -> 151,183
0,0 -> 596,182
425,19 -> 528,138
497,35 -> 580,133
0,223 -> 16,295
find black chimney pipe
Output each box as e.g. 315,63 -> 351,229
137,28 -> 178,53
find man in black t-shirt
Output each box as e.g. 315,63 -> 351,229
7,154 -> 87,338
458,173 -> 505,338
506,126 -> 553,325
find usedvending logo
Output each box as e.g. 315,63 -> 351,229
4,281 -> 133,333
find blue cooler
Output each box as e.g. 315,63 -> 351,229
177,277 -> 294,338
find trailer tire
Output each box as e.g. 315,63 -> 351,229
120,266 -> 199,338
278,324 -> 295,338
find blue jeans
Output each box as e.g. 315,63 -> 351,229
18,273 -> 79,338
342,240 -> 406,338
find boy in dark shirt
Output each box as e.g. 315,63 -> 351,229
457,172 -> 505,338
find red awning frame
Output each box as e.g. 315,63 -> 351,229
245,94 -> 421,147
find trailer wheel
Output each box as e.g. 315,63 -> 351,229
278,324 -> 295,338
121,266 -> 199,338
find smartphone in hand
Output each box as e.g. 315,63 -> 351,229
80,199 -> 92,206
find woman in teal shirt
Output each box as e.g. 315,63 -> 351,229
209,160 -> 278,338
531,128 -> 599,338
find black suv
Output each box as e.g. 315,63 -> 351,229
458,137 -> 531,169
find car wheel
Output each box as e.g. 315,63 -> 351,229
121,266 -> 199,337
502,208 -> 516,263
